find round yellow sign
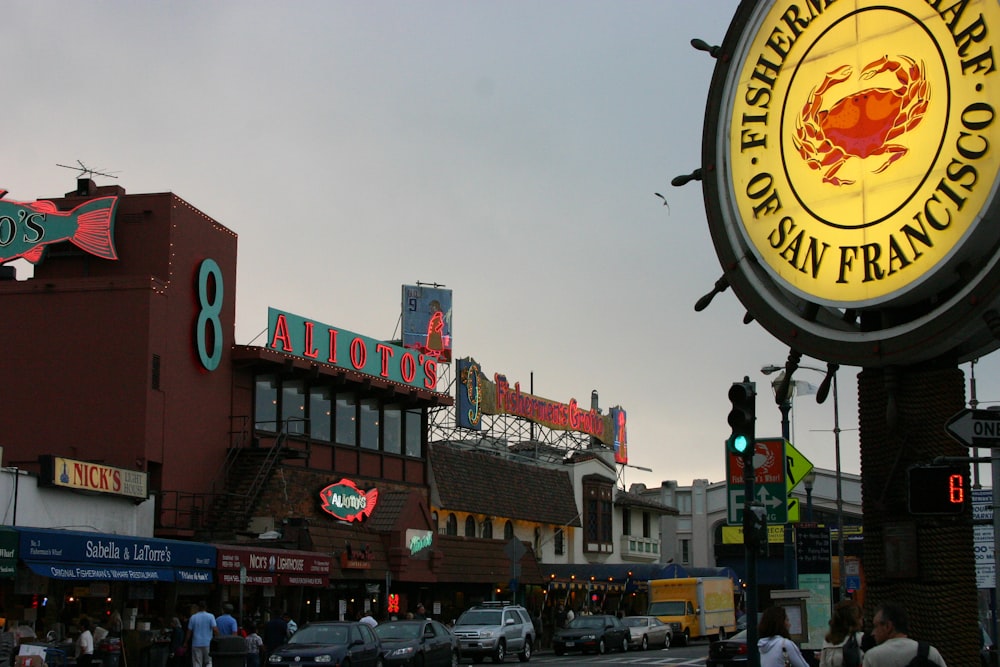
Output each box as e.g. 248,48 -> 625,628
723,0 -> 1000,307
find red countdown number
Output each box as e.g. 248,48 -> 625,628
948,473 -> 965,504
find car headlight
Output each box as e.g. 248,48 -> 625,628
480,631 -> 495,639
582,634 -> 596,641
268,656 -> 281,664
313,656 -> 333,664
389,647 -> 415,658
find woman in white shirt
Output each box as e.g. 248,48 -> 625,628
819,601 -> 865,667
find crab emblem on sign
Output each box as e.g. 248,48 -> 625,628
793,55 -> 930,186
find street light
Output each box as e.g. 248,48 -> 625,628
762,362 -> 846,602
803,471 -> 817,522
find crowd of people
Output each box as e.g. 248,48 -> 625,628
753,600 -> 947,667
163,602 -> 298,667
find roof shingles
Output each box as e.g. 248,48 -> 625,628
429,444 -> 580,526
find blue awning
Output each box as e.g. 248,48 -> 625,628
27,561 -> 176,582
17,527 -> 215,583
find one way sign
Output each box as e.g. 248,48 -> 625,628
945,409 -> 1000,447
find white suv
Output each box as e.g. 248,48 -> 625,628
452,602 -> 534,663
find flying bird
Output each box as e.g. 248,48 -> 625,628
654,192 -> 670,212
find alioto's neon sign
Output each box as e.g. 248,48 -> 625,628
268,307 -> 439,391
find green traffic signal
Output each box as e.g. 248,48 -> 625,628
726,378 -> 756,457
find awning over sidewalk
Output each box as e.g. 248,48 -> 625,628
18,527 -> 215,583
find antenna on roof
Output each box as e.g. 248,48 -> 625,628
56,160 -> 120,180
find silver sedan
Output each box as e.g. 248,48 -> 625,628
622,616 -> 672,650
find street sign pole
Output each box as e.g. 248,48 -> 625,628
742,451 -> 760,667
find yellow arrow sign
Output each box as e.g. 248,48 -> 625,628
785,441 -> 814,523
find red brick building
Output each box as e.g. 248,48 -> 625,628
1,180 -> 516,621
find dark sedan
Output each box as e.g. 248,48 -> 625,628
267,621 -> 382,667
552,615 -> 629,655
375,619 -> 459,667
707,631 -> 818,667
706,629 -> 747,666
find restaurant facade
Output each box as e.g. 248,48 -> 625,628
0,178 -> 549,635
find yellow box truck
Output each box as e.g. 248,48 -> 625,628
647,577 -> 737,645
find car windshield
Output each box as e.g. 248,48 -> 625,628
622,618 -> 648,627
568,617 -> 604,629
456,610 -> 501,626
648,601 -> 687,616
375,623 -> 422,641
287,625 -> 349,645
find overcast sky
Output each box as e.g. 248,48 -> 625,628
4,1 -> 999,491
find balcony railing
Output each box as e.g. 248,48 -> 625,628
620,534 -> 659,560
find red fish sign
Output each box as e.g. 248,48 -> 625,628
0,189 -> 118,265
319,478 -> 378,522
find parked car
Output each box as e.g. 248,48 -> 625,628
451,601 -> 534,663
707,631 -> 818,667
267,621 -> 383,667
374,619 -> 459,667
552,614 -> 629,655
622,615 -> 672,650
706,629 -> 747,666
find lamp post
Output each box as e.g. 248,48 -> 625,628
762,363 -> 846,602
803,471 -> 817,522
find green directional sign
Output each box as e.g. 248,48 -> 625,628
726,438 -> 788,525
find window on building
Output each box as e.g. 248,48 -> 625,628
554,528 -> 565,555
359,398 -> 380,450
309,386 -> 332,442
383,403 -> 402,455
446,514 -> 458,536
151,354 -> 161,390
643,512 -> 651,538
254,374 -> 279,431
404,409 -> 422,457
504,521 -> 514,540
622,507 -> 631,536
465,516 -> 476,537
282,381 -> 306,434
335,392 -> 357,446
680,538 -> 691,565
583,478 -> 614,552
482,519 -> 493,539
676,492 -> 692,514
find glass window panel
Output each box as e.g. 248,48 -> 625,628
383,404 -> 402,455
360,398 -> 380,450
465,516 -> 476,537
309,387 -> 332,442
482,519 -> 493,539
282,381 -> 306,434
335,392 -> 357,446
404,409 -> 422,457
254,374 -> 279,431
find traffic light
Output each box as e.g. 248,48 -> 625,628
727,379 -> 756,457
907,464 -> 967,515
